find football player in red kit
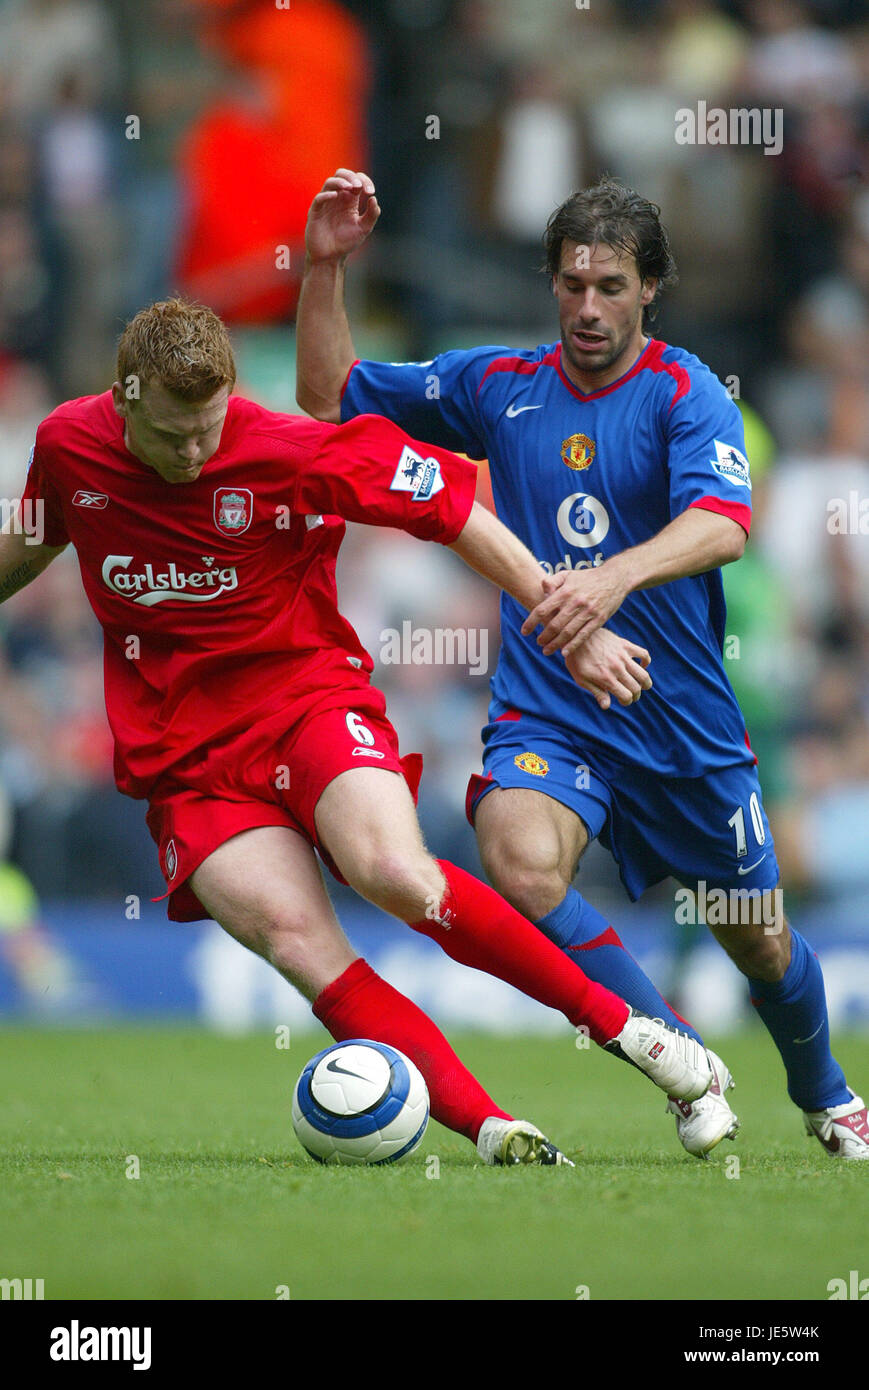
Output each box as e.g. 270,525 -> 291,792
0,298 -> 714,1165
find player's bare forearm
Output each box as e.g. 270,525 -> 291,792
448,503 -> 652,709
447,501 -> 546,610
523,507 -> 747,656
296,170 -> 380,422
295,257 -> 355,422
606,507 -> 745,595
0,528 -> 66,603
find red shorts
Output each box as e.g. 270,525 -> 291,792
146,691 -> 422,922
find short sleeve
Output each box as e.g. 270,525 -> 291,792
665,374 -> 752,536
21,433 -> 69,547
293,413 -> 477,543
340,348 -> 512,459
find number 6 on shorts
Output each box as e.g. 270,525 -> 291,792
346,711 -> 375,746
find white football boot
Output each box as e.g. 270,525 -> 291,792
666,1049 -> 739,1159
477,1117 -> 574,1167
604,1009 -> 712,1102
803,1091 -> 869,1160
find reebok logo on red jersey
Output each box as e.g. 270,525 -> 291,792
101,554 -> 239,605
73,491 -> 109,508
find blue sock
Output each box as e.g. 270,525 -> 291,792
535,888 -> 704,1045
749,929 -> 849,1111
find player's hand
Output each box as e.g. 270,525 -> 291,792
564,628 -> 652,710
521,563 -> 630,655
305,169 -> 381,264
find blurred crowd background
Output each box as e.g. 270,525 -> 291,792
0,0 -> 866,985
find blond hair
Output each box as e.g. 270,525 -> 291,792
117,298 -> 236,402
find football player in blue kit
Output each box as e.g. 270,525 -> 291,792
296,169 -> 868,1160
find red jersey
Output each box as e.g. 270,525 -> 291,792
23,393 -> 477,798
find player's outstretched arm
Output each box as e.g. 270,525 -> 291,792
521,506 -> 747,656
296,169 -> 380,423
0,526 -> 67,605
448,502 -> 651,709
447,498 -> 551,612
300,417 -> 652,709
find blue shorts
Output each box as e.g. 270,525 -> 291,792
466,711 -> 780,901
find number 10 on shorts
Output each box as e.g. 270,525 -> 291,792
727,792 -> 765,858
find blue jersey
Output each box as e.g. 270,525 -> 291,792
342,338 -> 754,777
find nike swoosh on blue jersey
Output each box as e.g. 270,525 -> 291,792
505,402 -> 544,417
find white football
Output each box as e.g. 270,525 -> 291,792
292,1039 -> 430,1165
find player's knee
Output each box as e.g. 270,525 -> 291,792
483,850 -> 565,921
342,846 -> 441,921
260,916 -> 329,981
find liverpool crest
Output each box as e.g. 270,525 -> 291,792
213,486 -> 253,535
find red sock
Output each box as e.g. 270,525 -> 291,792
409,861 -> 630,1047
312,958 -> 511,1142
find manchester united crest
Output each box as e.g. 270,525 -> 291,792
561,433 -> 596,472
213,486 -> 253,536
514,752 -> 549,777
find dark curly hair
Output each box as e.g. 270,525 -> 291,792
543,178 -> 678,327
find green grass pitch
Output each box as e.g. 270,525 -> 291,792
1,1026 -> 866,1301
